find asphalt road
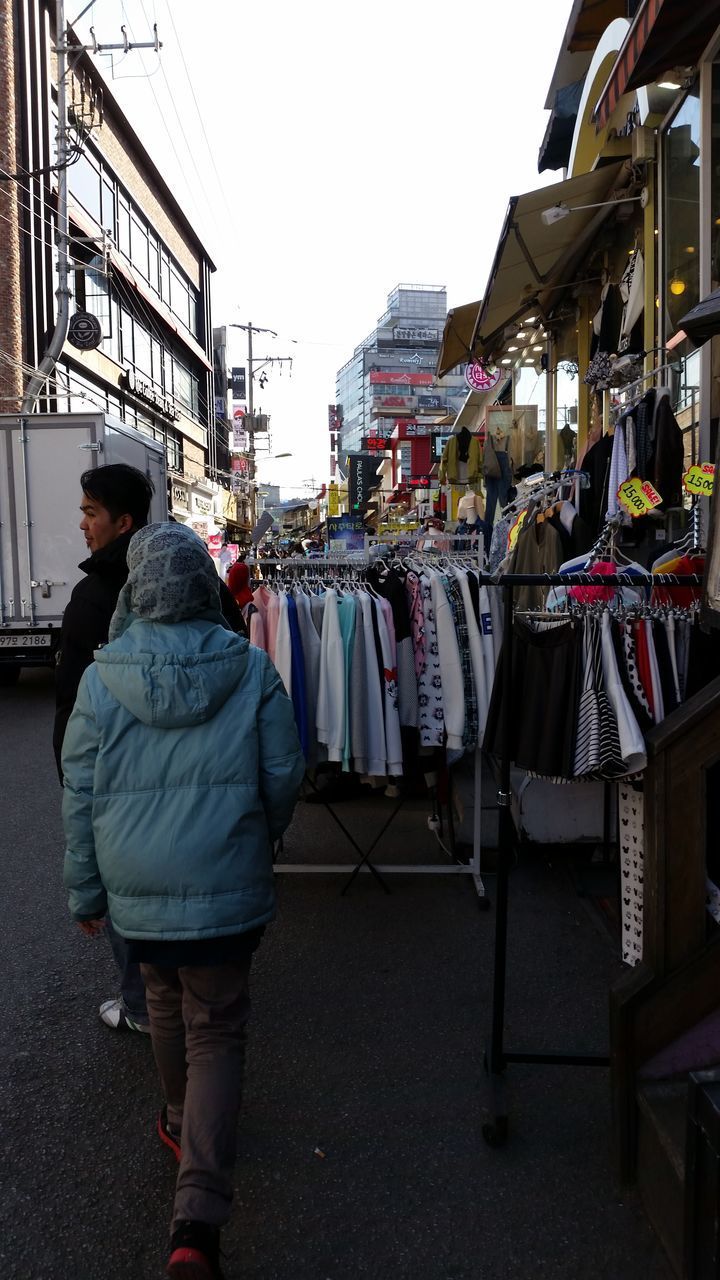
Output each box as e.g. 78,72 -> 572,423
0,669 -> 672,1279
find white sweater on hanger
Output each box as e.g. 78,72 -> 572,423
429,571 -> 465,752
453,568 -> 489,743
600,611 -> 646,773
274,592 -> 293,697
316,588 -> 345,763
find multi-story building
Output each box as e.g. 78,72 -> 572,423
335,284 -> 467,451
0,0 -> 236,542
334,284 -> 467,507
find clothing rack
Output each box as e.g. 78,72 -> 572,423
481,569 -> 704,1148
245,554 -> 490,900
499,469 -> 590,522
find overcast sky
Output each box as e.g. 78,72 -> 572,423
76,0 -> 570,493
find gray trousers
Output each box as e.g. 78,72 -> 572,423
141,958 -> 252,1229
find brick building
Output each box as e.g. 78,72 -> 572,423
0,0 -> 240,539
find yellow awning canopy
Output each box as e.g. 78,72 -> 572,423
436,300 -> 482,378
471,162 -> 627,362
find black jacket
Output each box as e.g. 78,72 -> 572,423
53,532 -> 246,778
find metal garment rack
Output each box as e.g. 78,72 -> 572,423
246,556 -> 488,899
482,569 -> 703,1148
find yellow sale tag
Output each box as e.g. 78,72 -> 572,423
617,477 -> 663,518
508,508 -> 528,551
683,463 -> 715,497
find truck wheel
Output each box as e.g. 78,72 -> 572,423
0,666 -> 21,686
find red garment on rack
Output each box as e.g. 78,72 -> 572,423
633,619 -> 655,719
651,554 -> 705,608
568,559 -> 621,604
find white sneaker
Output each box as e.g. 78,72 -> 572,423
99,997 -> 151,1033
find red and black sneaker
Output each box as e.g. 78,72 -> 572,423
166,1220 -> 223,1280
157,1106 -> 182,1163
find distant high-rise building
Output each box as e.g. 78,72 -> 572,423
335,284 -> 467,459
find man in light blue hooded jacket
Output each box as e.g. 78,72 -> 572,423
62,522 -> 305,1280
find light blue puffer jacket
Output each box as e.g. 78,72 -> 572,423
62,619 -> 305,939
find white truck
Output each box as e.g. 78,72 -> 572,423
0,411 -> 167,684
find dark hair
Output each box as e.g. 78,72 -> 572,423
80,464 -> 154,529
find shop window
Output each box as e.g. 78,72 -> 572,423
662,85 -> 701,340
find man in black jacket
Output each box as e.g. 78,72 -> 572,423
54,465 -> 156,1032
53,465 -> 155,776
55,465 -> 246,1033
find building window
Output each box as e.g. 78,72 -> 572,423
118,197 -> 131,259
69,150 -> 101,223
131,216 -> 150,281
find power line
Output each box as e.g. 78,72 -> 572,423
159,0 -> 237,232
124,0 -> 224,250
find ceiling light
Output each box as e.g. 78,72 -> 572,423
524,359 -> 535,365
532,345 -> 543,352
658,80 -> 681,90
685,245 -> 696,253
501,358 -> 512,365
669,274 -> 686,296
507,345 -> 518,352
516,331 -> 528,340
524,316 -> 537,324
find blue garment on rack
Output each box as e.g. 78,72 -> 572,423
287,594 -> 308,758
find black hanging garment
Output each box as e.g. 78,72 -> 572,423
485,617 -> 581,778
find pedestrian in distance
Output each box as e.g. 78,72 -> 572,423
54,467 -> 247,1037
62,522 -> 305,1279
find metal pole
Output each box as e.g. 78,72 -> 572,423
22,0 -> 72,411
247,321 -> 255,528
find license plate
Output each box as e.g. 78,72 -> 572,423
0,633 -> 51,647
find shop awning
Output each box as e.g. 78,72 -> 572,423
471,162 -> 626,362
594,0 -> 718,129
436,300 -> 482,377
538,77 -> 585,174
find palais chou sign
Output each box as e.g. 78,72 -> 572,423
369,371 -> 434,387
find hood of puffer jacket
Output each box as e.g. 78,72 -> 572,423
94,618 -> 250,728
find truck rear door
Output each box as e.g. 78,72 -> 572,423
0,414 -> 100,626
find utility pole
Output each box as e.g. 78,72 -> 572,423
229,321 -> 293,527
22,0 -> 160,412
22,0 -> 71,411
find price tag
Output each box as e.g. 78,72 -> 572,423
617,477 -> 663,518
683,463 -> 715,497
508,508 -> 528,551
